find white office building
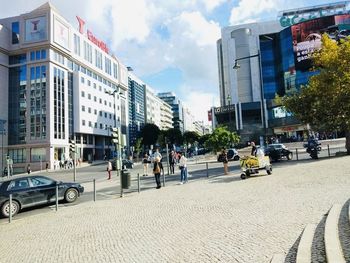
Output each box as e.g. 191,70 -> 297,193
0,2 -> 129,173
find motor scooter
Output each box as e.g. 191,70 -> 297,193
303,140 -> 321,159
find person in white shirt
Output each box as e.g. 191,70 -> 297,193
178,152 -> 188,184
152,148 -> 162,162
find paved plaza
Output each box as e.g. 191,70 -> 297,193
1,156 -> 350,262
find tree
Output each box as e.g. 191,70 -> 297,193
282,35 -> 350,154
198,134 -> 210,147
134,137 -> 143,158
140,123 -> 160,147
164,128 -> 183,145
204,126 -> 240,153
183,131 -> 200,146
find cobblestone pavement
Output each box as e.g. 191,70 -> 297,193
1,156 -> 350,263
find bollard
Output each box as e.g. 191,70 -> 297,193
55,184 -> 58,211
206,162 -> 209,178
296,148 -> 299,161
327,144 -> 330,157
162,170 -> 165,187
93,179 -> 96,202
137,173 -> 140,193
9,194 -> 12,223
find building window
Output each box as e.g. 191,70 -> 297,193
82,120 -> 86,126
94,96 -> 97,102
105,57 -> 111,75
53,67 -> 65,139
74,34 -> 80,55
109,102 -> 112,107
88,121 -> 92,127
99,111 -> 102,116
9,54 -> 26,65
81,91 -> 85,97
94,122 -> 97,128
82,105 -> 85,111
99,86 -> 102,91
11,22 -> 19,44
8,148 -> 26,163
81,77 -> 85,83
113,63 -> 118,79
31,148 -> 46,162
94,109 -> 97,115
88,107 -> 91,113
87,80 -> 91,86
88,94 -> 91,100
84,41 -> 92,63
95,50 -> 103,69
99,98 -> 102,104
104,112 -> 107,118
109,113 -> 112,119
104,100 -> 107,106
93,83 -> 96,89
100,123 -> 103,129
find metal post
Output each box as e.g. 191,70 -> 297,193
120,169 -> 123,197
162,169 -> 165,187
206,162 -> 209,178
119,143 -> 123,198
166,143 -> 170,175
93,179 -> 96,201
9,194 -> 12,223
7,158 -> 10,179
137,173 -> 140,193
327,144 -> 330,157
296,148 -> 299,161
55,184 -> 59,211
73,135 -> 77,182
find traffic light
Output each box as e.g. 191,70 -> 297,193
69,139 -> 76,153
111,127 -> 120,144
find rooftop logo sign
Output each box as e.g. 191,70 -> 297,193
280,9 -> 349,27
76,16 -> 109,54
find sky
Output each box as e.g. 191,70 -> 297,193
0,0 -> 338,124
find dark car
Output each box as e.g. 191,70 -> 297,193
217,148 -> 240,162
264,144 -> 293,162
112,159 -> 134,170
0,176 -> 84,218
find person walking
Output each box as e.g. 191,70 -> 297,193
250,141 -> 257,156
220,149 -> 229,175
169,151 -> 175,174
142,154 -> 150,176
107,161 -> 112,180
179,152 -> 188,184
27,164 -> 31,174
153,156 -> 163,189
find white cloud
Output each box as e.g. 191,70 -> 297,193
182,90 -> 220,124
229,0 -> 280,25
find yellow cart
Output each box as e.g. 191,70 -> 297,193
239,155 -> 272,180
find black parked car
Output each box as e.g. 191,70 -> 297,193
264,144 -> 293,162
112,159 -> 134,170
0,176 -> 84,218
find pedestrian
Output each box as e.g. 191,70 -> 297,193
153,156 -> 163,189
107,161 -> 112,180
152,148 -> 162,162
169,150 -> 175,174
46,162 -> 49,172
27,164 -> 31,174
220,149 -> 229,175
250,141 -> 257,156
179,152 -> 188,184
142,154 -> 149,176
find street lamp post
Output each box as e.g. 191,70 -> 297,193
233,51 -> 267,143
227,95 -> 232,132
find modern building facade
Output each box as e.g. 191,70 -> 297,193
0,3 -> 129,172
216,1 -> 350,142
158,92 -> 184,133
128,72 -> 145,146
160,101 -> 173,130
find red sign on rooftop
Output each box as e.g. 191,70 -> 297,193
76,16 -> 109,54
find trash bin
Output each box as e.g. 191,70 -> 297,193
122,169 -> 131,189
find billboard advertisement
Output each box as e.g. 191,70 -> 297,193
291,14 -> 350,71
25,16 -> 47,42
54,18 -> 70,50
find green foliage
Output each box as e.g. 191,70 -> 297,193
140,123 -> 160,146
134,138 -> 142,155
204,126 -> 240,152
282,35 -> 350,151
198,134 -> 210,146
164,128 -> 183,145
183,131 -> 200,146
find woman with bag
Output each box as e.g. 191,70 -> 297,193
178,152 -> 188,184
142,154 -> 149,176
153,157 -> 163,189
220,149 -> 229,175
